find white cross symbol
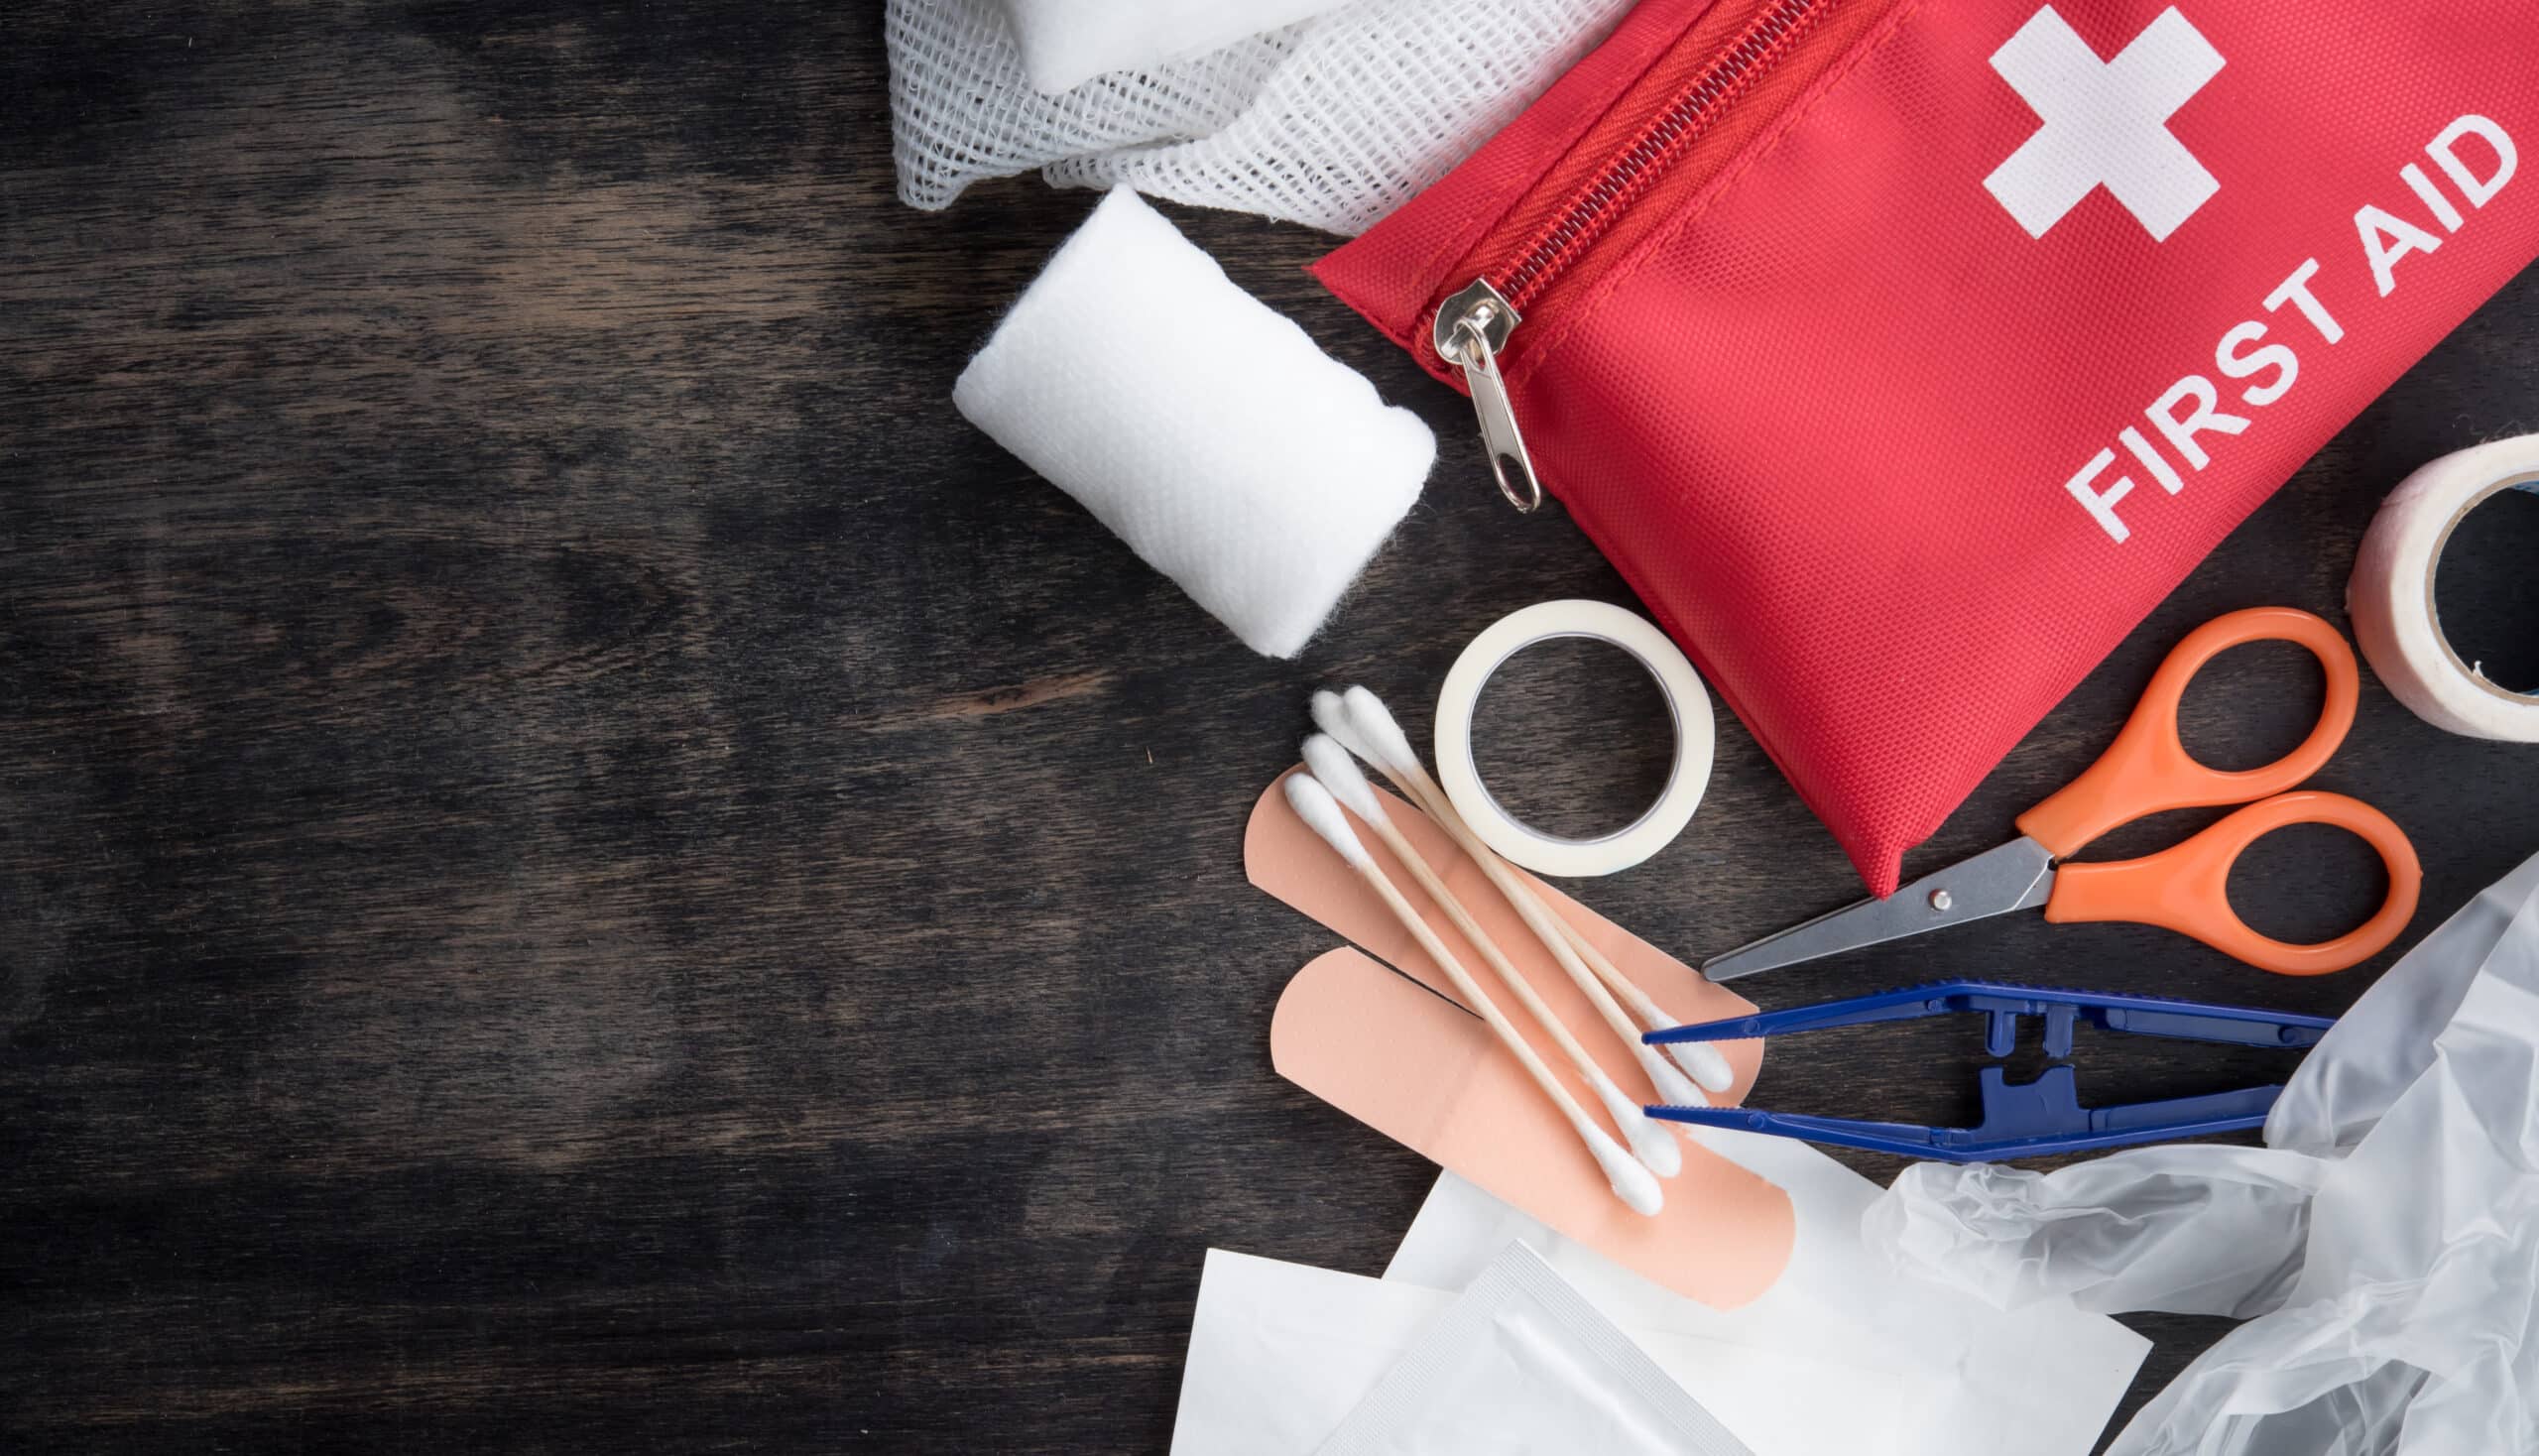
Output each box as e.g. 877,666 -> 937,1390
1984,6 -> 2225,241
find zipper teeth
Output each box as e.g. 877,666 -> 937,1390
1497,0 -> 1826,312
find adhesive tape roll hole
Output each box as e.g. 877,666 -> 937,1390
2431,479 -> 2539,696
1433,601 -> 1714,878
1468,639 -> 1674,837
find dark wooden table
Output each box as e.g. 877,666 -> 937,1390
6,5 -> 2536,1451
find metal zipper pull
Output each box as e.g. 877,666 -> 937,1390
1433,279 -> 1542,514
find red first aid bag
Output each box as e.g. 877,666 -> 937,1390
1316,0 -> 2539,895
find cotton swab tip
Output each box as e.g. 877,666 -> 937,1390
1626,1111 -> 1684,1179
1310,689 -> 1382,766
1301,734 -> 1385,823
1667,1038 -> 1737,1094
1642,1052 -> 1710,1111
1586,1067 -> 1682,1178
1585,1127 -> 1665,1217
1341,685 -> 1423,778
1284,772 -> 1373,870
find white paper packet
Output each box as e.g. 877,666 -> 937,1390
1169,1248 -> 1907,1456
1388,1131 -> 2149,1456
1171,1250 -> 1446,1455
1314,1243 -> 1752,1456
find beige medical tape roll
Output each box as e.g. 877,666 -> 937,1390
1433,601 -> 1714,877
2348,436 -> 2539,743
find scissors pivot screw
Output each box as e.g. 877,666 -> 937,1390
1928,890 -> 1953,912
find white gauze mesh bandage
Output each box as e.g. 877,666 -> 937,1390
889,0 -> 1300,213
998,0 -> 1352,95
888,0 -> 1634,235
953,189 -> 1433,659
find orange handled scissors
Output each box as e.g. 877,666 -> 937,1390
1705,607 -> 2422,981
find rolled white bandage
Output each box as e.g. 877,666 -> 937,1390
954,188 -> 1434,660
2348,435 -> 2539,743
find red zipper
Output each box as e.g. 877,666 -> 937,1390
1432,0 -> 1835,512
1499,0 -> 1829,312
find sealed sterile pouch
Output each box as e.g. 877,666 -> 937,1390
1313,1242 -> 1753,1456
1315,0 -> 2539,893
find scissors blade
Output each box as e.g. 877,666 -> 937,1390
1702,837 -> 2056,981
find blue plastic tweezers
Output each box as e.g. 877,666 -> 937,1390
1641,980 -> 2334,1162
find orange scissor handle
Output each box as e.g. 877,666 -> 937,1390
2045,791 -> 2422,975
2015,607 -> 2360,858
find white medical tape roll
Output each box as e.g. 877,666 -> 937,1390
1432,600 -> 1714,878
2348,435 -> 2539,743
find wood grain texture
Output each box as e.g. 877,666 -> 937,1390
3,4 -> 2536,1451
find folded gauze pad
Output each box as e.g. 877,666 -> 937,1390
954,188 -> 1434,659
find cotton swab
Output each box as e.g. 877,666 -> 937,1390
1338,687 -> 1725,1106
1328,683 -> 1734,1092
1310,688 -> 1385,769
1554,918 -> 1739,1095
1283,773 -> 1664,1217
1301,734 -> 1681,1179
1318,688 -> 1732,1094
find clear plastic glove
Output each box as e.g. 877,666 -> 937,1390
1865,852 -> 2539,1456
1874,1146 -> 2329,1318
